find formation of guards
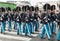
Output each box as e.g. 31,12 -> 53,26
0,6 -> 40,37
0,3 -> 60,41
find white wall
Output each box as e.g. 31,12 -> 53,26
30,0 -> 59,6
0,0 -> 59,2
0,0 -> 59,6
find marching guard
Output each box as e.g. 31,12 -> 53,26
56,8 -> 60,41
7,7 -> 12,31
0,7 -> 6,33
40,3 -> 51,40
24,5 -> 32,36
29,6 -> 35,33
13,8 -> 19,30
34,7 -> 40,31
50,5 -> 56,34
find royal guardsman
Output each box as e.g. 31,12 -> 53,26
50,5 -> 56,34
1,7 -> 6,31
34,7 -> 40,31
56,7 -> 60,41
24,5 -> 32,37
13,8 -> 18,30
0,7 -> 6,33
21,6 -> 27,33
16,14 -> 22,35
29,6 -> 35,33
7,7 -> 12,31
40,3 -> 51,40
15,6 -> 22,35
13,6 -> 21,30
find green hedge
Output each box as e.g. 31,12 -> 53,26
0,2 -> 16,10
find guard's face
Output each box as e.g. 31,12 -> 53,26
52,10 -> 56,13
26,10 -> 30,13
55,10 -> 59,14
47,9 -> 51,14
